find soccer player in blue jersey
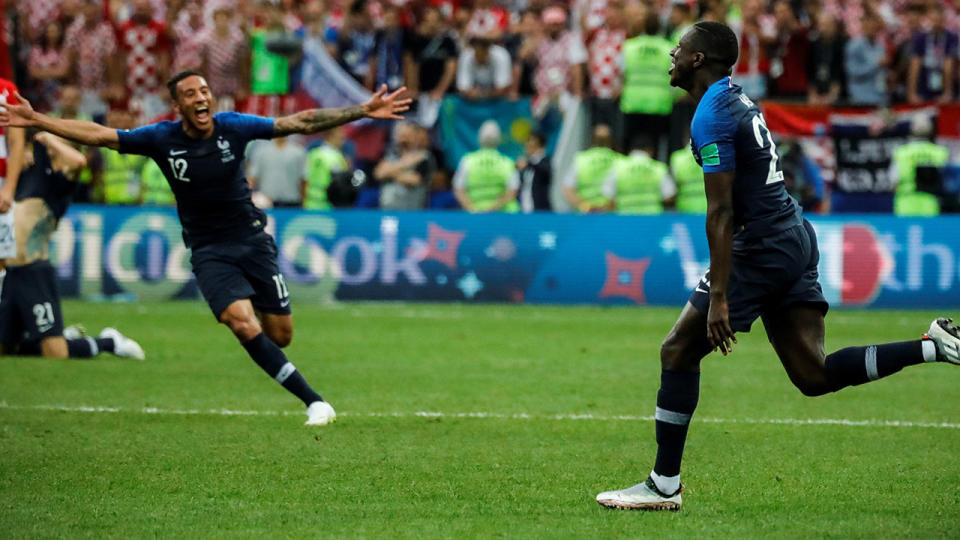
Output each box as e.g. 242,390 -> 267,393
0,71 -> 410,426
595,22 -> 960,511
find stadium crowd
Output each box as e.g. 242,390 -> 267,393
3,0 -> 958,214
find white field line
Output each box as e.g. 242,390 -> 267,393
1,401 -> 958,430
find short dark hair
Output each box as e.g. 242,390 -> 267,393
527,130 -> 547,147
688,21 -> 739,72
166,69 -> 204,100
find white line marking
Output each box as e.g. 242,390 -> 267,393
1,402 -> 958,429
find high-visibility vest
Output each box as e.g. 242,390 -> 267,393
462,149 -> 518,212
141,159 -> 175,205
573,147 -> 623,211
101,148 -> 145,204
304,146 -> 348,210
251,30 -> 290,95
621,34 -> 675,115
670,148 -> 706,213
893,141 -> 948,217
611,152 -> 666,214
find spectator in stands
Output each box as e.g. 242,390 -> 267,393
375,122 -> 436,210
250,1 -> 299,97
769,0 -> 810,99
907,1 -> 956,104
532,7 -> 587,116
304,127 -> 352,210
515,130 -> 552,213
456,35 -> 512,100
582,0 -> 627,143
620,8 -> 674,160
563,123 -> 622,213
96,108 -> 145,205
336,0 -> 377,89
247,137 -> 308,208
507,9 -> 542,100
733,0 -> 775,99
453,120 -> 519,212
807,10 -> 846,105
201,5 -> 250,112
169,0 -> 208,73
405,6 -> 458,127
667,0 -> 696,44
778,138 -> 824,212
116,0 -> 171,121
27,21 -> 70,113
846,11 -> 889,106
64,0 -> 121,119
601,141 -> 676,214
373,3 -> 407,91
670,137 -> 706,213
465,0 -> 510,41
890,3 -> 925,103
300,0 -> 339,58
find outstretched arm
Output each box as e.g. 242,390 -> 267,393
0,92 -> 119,149
273,84 -> 412,137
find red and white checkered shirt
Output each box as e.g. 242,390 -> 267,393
117,19 -> 170,96
534,32 -> 588,98
465,7 -> 509,38
64,18 -> 118,93
201,28 -> 249,97
586,27 -> 625,99
17,0 -> 61,40
172,18 -> 210,73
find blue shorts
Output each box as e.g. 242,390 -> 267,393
0,260 -> 64,345
689,219 -> 829,333
190,233 -> 291,320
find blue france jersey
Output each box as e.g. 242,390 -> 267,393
690,77 -> 801,240
117,112 -> 275,247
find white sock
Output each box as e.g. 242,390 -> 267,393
650,470 -> 680,495
922,339 -> 938,363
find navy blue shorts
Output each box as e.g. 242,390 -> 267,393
689,219 -> 829,333
0,260 -> 65,345
190,233 -> 291,320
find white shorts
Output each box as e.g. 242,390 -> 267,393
0,201 -> 14,259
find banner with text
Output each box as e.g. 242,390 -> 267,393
48,206 -> 960,310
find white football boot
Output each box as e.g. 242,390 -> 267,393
305,401 -> 337,426
99,327 -> 145,360
596,478 -> 682,511
926,318 -> 960,365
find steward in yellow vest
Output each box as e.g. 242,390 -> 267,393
602,149 -> 674,214
141,159 -> 175,205
562,124 -> 623,213
453,121 -> 519,213
670,147 -> 706,213
893,140 -> 948,217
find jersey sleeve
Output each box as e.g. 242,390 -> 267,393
217,112 -> 276,141
690,95 -> 736,173
117,124 -> 165,157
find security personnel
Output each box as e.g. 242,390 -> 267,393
892,140 -> 948,216
98,109 -> 144,205
620,11 -> 675,155
602,145 -> 675,214
562,124 -> 623,213
453,121 -> 519,213
141,159 -> 175,205
303,143 -> 349,210
670,145 -> 706,213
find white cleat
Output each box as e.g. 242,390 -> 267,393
63,324 -> 87,340
926,318 -> 960,365
305,401 -> 336,426
596,478 -> 682,511
99,327 -> 145,360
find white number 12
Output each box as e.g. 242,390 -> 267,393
168,158 -> 191,182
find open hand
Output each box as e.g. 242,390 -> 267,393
364,84 -> 412,120
707,293 -> 737,355
0,92 -> 38,128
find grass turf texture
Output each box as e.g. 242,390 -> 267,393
1,301 -> 958,538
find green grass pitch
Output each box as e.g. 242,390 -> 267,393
2,301 -> 958,538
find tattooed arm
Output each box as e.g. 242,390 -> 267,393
273,84 -> 412,137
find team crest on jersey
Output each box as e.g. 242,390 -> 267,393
217,137 -> 235,163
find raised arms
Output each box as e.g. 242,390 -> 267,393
0,92 -> 119,150
273,84 -> 411,137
